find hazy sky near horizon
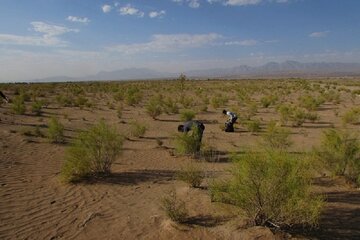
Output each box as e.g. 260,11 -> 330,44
0,0 -> 359,81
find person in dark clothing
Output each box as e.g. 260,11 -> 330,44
222,109 -> 238,132
0,91 -> 9,103
178,120 -> 205,151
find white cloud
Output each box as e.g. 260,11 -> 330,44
225,39 -> 258,46
31,22 -> 79,37
225,0 -> 262,6
107,33 -> 222,54
0,22 -> 78,47
102,4 -> 112,13
309,31 -> 330,38
149,10 -> 166,18
188,0 -> 201,8
172,0 -> 200,8
119,4 -> 144,17
208,0 -> 290,6
67,16 -> 90,24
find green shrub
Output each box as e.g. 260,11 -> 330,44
260,95 -> 278,108
11,95 -> 26,115
31,100 -> 43,116
180,110 -> 196,122
277,104 -> 294,125
305,112 -> 320,123
342,108 -> 360,125
130,121 -> 147,138
75,96 -> 89,109
316,129 -> 360,185
211,94 -> 228,109
48,117 -> 65,143
61,121 -> 124,182
262,121 -> 292,150
298,95 -> 323,111
244,119 -> 261,133
146,96 -> 163,119
161,190 -> 188,223
125,86 -> 142,106
291,108 -> 306,127
174,127 -> 202,155
177,163 -> 204,188
163,97 -> 179,114
56,94 -> 74,107
210,150 -> 323,227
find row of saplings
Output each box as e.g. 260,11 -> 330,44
60,120 -> 360,232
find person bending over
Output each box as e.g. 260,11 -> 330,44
177,120 -> 205,151
0,91 -> 9,103
222,109 -> 237,132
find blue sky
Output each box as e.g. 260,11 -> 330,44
0,0 -> 359,81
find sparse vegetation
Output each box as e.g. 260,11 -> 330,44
262,121 -> 292,150
61,121 -> 124,182
177,163 -> 204,188
316,129 -> 360,185
47,117 -> 65,143
174,126 -> 202,155
180,109 -> 196,122
161,190 -> 188,223
210,150 -> 323,228
12,95 -> 26,115
130,121 -> 147,138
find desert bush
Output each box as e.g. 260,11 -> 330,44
244,119 -> 261,133
260,95 -> 278,108
277,104 -> 294,125
48,117 -> 65,143
298,95 -> 323,111
61,121 -> 124,182
11,95 -> 26,115
177,73 -> 187,93
179,96 -> 194,109
146,95 -> 163,119
174,127 -> 202,155
244,102 -> 258,120
342,108 -> 360,125
305,112 -> 320,123
210,150 -> 323,228
125,86 -> 142,106
177,163 -> 204,188
130,121 -> 147,138
113,90 -> 125,102
211,94 -> 229,109
31,100 -> 43,116
163,97 -> 179,114
180,110 -> 196,122
161,190 -> 188,223
75,96 -> 89,109
316,129 -> 360,185
262,121 -> 292,150
291,108 -> 307,127
56,94 -> 75,107
321,90 -> 341,104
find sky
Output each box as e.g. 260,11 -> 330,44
0,0 -> 360,82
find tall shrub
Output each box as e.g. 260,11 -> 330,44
210,150 -> 323,228
61,121 -> 124,182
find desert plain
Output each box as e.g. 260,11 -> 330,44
1,78 -> 360,240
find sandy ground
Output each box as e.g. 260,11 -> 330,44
1,79 -> 360,240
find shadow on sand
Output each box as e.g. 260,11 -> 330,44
80,169 -> 178,185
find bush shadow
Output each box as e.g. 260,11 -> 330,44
81,169 -> 178,185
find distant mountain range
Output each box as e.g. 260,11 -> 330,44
29,61 -> 360,82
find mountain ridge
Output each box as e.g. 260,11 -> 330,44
27,61 -> 360,82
